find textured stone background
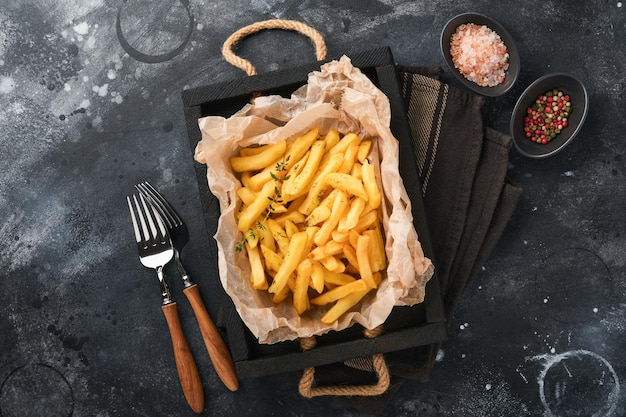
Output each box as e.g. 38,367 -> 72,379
0,1 -> 624,416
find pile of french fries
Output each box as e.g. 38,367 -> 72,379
230,128 -> 387,324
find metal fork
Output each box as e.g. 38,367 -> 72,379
127,193 -> 204,413
136,182 -> 239,392
135,182 -> 191,287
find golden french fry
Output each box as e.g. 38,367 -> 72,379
239,143 -> 271,156
310,279 -> 368,306
308,240 -> 343,261
267,202 -> 288,215
342,197 -> 366,232
372,271 -> 383,286
322,269 -> 356,286
246,243 -> 267,289
260,244 -> 283,272
323,240 -> 344,257
353,210 -> 378,234
324,173 -> 368,201
356,234 -> 376,289
283,128 -> 319,172
268,231 -> 308,294
271,272 -> 294,304
331,229 -> 350,243
305,205 -> 330,227
320,288 -> 370,324
294,259 -> 312,314
240,170 -> 252,188
328,132 -> 359,155
322,129 -> 340,149
238,180 -> 275,232
256,220 -> 275,252
342,243 -> 359,271
356,139 -> 372,163
318,255 -> 345,273
361,159 -> 381,209
230,140 -> 287,172
267,218 -> 290,256
350,162 -> 362,180
237,187 -> 257,206
283,140 -> 326,200
310,261 -> 325,293
282,151 -> 309,191
364,225 -> 387,272
284,219 -> 299,238
348,229 -> 360,250
318,188 -> 340,211
339,141 -> 359,174
274,209 -> 306,227
308,246 -> 326,261
243,224 -> 260,248
314,190 -> 349,246
298,153 -> 344,216
247,158 -> 283,191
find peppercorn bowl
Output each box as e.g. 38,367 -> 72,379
440,12 -> 520,97
511,73 -> 588,158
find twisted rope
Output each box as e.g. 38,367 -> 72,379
221,19 -> 327,76
298,325 -> 390,398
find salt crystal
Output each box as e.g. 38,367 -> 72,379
73,22 -> 89,36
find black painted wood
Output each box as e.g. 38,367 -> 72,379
182,47 -> 447,380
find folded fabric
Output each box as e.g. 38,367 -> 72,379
383,67 -> 522,379
329,66 -> 521,413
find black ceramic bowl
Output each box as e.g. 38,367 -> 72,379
441,13 -> 520,97
511,73 -> 588,158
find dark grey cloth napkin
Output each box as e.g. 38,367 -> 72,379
325,66 -> 522,413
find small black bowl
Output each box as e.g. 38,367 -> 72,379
441,13 -> 520,97
511,73 -> 588,158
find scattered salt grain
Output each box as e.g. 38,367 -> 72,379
73,22 -> 89,36
0,76 -> 15,94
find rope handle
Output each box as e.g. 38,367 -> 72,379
221,19 -> 327,76
297,326 -> 391,398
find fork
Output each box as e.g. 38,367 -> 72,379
127,193 -> 204,413
136,182 -> 239,392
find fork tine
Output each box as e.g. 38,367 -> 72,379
133,194 -> 151,245
139,193 -> 159,243
136,183 -> 171,228
137,182 -> 182,228
127,196 -> 142,244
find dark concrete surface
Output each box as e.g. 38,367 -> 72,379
1,1 -> 625,416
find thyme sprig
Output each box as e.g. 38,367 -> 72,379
235,157 -> 290,252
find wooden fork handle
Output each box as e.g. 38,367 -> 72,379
161,302 -> 205,414
183,284 -> 240,391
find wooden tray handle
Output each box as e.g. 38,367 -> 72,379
222,19 -> 327,76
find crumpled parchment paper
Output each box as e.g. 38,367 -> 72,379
194,56 -> 433,344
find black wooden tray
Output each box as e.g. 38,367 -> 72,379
182,47 -> 447,379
